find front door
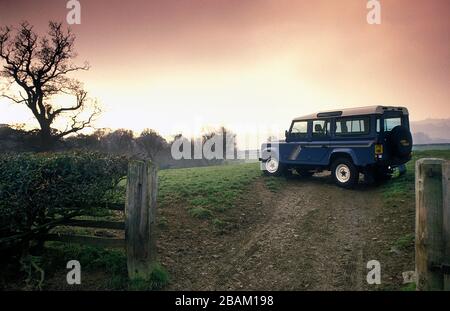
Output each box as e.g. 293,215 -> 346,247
299,119 -> 332,165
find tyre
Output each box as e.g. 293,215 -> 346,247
386,125 -> 413,158
331,158 -> 358,188
262,157 -> 285,176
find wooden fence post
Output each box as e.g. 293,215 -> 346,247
443,161 -> 450,290
125,160 -> 158,280
415,158 -> 446,290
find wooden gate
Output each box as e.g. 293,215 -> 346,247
415,158 -> 449,290
44,160 -> 157,280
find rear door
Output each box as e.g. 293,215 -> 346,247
379,111 -> 408,161
333,116 -> 375,165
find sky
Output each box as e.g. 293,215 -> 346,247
0,0 -> 449,148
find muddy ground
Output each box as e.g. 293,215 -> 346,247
159,173 -> 414,291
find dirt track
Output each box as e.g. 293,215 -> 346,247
160,173 -> 412,290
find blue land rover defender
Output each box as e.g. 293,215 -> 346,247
259,106 -> 413,188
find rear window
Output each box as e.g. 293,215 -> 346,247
384,117 -> 402,131
335,117 -> 370,136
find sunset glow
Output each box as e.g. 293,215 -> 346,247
0,0 -> 449,148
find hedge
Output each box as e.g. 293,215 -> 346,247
0,152 -> 127,241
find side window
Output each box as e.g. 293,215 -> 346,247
335,117 -> 370,136
384,117 -> 401,131
376,118 -> 380,133
312,120 -> 330,137
291,121 -> 308,136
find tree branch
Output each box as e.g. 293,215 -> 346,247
0,21 -> 97,148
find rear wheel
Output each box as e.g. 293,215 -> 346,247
331,158 -> 358,188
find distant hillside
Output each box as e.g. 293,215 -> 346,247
411,118 -> 450,145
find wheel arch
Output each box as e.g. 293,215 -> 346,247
328,149 -> 358,167
260,145 -> 280,162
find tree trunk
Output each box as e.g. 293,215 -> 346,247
37,123 -> 56,151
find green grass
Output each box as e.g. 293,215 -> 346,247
158,163 -> 261,212
381,150 -> 450,206
188,207 -> 213,219
401,282 -> 416,291
212,218 -> 227,229
114,162 -> 263,224
393,233 -> 415,250
127,264 -> 169,290
263,176 -> 286,192
43,242 -> 168,290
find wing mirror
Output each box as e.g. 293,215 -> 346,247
285,130 -> 289,139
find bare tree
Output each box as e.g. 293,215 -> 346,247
0,21 -> 99,150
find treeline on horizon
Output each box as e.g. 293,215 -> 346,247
0,124 -> 240,169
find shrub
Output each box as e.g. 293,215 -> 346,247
0,152 -> 127,243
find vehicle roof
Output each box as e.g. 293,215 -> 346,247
293,105 -> 409,121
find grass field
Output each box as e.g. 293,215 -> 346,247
381,150 -> 450,234
158,150 -> 450,217
382,150 -> 450,202
158,163 -> 262,220
109,150 -> 450,240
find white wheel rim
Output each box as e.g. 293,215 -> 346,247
266,158 -> 279,174
335,164 -> 351,183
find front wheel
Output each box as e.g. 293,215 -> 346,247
331,158 -> 358,188
262,157 -> 285,176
